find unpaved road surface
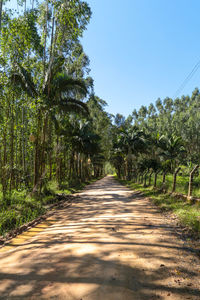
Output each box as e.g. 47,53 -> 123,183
0,176 -> 199,299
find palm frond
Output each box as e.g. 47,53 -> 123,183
42,56 -> 65,95
59,97 -> 89,116
50,73 -> 88,98
11,63 -> 38,98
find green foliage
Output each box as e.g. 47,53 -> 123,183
0,175 -> 101,236
0,190 -> 45,236
0,0 -> 112,236
112,88 -> 200,239
104,162 -> 115,175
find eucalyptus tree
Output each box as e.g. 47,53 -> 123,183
114,87 -> 200,191
0,8 -> 43,196
0,0 -> 96,197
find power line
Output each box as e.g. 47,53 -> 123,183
173,60 -> 200,99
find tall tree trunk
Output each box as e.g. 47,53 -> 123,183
50,4 -> 55,58
162,172 -> 166,184
141,173 -> 144,184
172,167 -> 181,193
2,130 -> 7,199
162,171 -> 166,190
0,0 -> 3,34
154,171 -> 159,188
143,170 -> 148,187
15,108 -> 19,190
188,165 -> 199,199
9,96 -> 14,192
34,111 -> 42,188
148,170 -> 153,186
21,107 -> 26,175
56,135 -> 60,183
43,0 -> 49,76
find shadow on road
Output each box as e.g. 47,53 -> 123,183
0,176 -> 199,299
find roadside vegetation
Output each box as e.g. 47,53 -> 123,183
110,95 -> 200,237
0,1 -> 112,236
1,0 -> 200,240
0,177 -> 100,236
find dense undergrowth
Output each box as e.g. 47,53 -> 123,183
0,177 -> 99,236
117,178 -> 200,237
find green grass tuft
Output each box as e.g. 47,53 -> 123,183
0,176 -> 102,236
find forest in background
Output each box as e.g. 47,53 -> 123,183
0,0 -> 200,236
112,88 -> 200,194
111,90 -> 200,235
0,0 -> 114,235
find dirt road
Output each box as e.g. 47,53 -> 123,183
0,176 -> 199,299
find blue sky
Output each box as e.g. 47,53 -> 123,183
7,0 -> 200,117
81,0 -> 200,116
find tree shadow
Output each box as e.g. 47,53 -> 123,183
0,176 -> 199,299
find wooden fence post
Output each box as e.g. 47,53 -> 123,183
188,165 -> 199,199
172,167 -> 181,193
162,171 -> 167,190
162,171 -> 166,185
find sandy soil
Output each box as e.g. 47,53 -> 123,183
0,176 -> 199,300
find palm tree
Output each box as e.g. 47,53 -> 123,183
111,126 -> 147,179
110,136 -> 125,179
11,60 -> 88,114
69,120 -> 102,180
158,135 -> 186,172
121,127 -> 147,179
11,59 -> 89,190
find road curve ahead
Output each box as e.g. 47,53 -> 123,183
0,176 -> 199,299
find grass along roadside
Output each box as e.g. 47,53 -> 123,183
0,177 -> 101,237
151,173 -> 200,198
117,178 -> 200,237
